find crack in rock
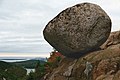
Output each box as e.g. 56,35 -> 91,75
63,60 -> 77,77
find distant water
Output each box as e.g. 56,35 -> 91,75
0,57 -> 46,62
0,57 -> 30,62
1,59 -> 27,62
26,68 -> 35,75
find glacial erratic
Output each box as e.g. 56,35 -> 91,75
43,2 -> 111,58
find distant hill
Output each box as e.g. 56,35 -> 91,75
12,60 -> 45,69
31,57 -> 47,61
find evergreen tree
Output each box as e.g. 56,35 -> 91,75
26,71 -> 35,80
35,61 -> 45,80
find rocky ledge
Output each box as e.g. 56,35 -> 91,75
44,31 -> 120,80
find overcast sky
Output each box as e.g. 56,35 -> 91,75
0,0 -> 120,57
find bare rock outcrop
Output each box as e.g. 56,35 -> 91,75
43,2 -> 111,58
101,31 -> 120,49
44,31 -> 120,80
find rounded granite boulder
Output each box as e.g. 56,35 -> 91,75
43,3 -> 111,58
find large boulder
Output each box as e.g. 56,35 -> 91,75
43,2 -> 111,58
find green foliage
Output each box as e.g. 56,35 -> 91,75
26,71 -> 35,80
50,56 -> 62,68
56,56 -> 61,62
45,61 -> 53,67
0,61 -> 13,70
0,60 -> 49,80
0,61 -> 27,80
0,58 -> 59,80
26,61 -> 46,80
35,61 -> 45,80
7,66 -> 27,78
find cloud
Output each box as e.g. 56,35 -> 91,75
0,31 -> 51,54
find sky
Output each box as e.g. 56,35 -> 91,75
0,0 -> 120,57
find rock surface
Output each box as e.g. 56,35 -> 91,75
101,31 -> 120,49
43,31 -> 120,80
43,3 -> 111,58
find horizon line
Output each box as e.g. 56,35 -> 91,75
0,53 -> 50,58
